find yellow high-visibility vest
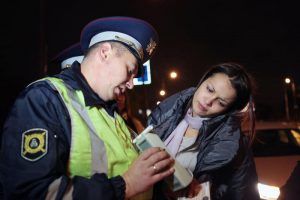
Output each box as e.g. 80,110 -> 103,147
45,77 -> 138,178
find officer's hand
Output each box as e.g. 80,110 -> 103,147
122,147 -> 175,199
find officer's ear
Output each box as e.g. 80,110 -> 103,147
98,42 -> 112,62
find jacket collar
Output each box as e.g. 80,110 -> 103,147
55,61 -> 118,116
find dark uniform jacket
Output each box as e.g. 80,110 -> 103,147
148,88 -> 260,200
0,62 -> 126,200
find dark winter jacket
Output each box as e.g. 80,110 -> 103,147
0,62 -> 125,200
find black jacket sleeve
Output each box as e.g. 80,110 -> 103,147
221,138 -> 260,200
0,81 -> 125,200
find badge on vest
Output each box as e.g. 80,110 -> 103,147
21,128 -> 48,161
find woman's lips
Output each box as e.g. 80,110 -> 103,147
198,102 -> 207,112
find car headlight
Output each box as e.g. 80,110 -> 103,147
257,183 -> 280,200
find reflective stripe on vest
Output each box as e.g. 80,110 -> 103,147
45,77 -> 138,178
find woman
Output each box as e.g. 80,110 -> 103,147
116,92 -> 145,134
148,62 -> 260,199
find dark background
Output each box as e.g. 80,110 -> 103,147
1,0 -> 300,128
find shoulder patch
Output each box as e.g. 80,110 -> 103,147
21,128 -> 48,161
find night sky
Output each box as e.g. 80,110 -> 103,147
1,0 -> 300,126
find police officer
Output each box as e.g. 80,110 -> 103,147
0,16 -> 175,199
46,42 -> 84,75
51,42 -> 84,69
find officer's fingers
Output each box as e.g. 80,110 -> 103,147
151,167 -> 175,183
147,149 -> 172,168
139,147 -> 164,160
150,157 -> 175,174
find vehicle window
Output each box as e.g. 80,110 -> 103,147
278,130 -> 289,143
252,129 -> 300,157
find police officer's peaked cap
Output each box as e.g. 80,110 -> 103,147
52,43 -> 84,69
80,16 -> 159,77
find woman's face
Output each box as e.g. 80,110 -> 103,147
192,73 -> 237,117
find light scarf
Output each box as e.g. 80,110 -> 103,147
164,108 -> 207,157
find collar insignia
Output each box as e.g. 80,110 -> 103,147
146,38 -> 157,56
21,128 -> 48,162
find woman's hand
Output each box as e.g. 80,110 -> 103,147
186,179 -> 202,198
164,179 -> 203,199
122,147 -> 175,199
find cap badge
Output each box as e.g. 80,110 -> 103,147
146,38 -> 157,56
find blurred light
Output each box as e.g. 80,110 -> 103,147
156,101 -> 161,105
257,183 -> 280,200
170,71 -> 178,79
138,109 -> 143,115
159,90 -> 166,96
285,77 -> 291,84
291,130 -> 300,145
146,109 -> 152,116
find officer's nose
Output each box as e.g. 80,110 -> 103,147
126,78 -> 134,90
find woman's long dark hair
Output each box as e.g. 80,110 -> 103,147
188,62 -> 256,145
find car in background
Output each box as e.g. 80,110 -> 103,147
243,121 -> 300,199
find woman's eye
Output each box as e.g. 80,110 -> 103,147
219,101 -> 226,107
206,86 -> 213,93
